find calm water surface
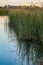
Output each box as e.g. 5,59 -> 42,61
0,16 -> 43,65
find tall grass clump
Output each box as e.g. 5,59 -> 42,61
9,8 -> 43,44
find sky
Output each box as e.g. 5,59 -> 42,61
0,0 -> 43,6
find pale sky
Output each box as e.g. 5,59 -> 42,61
0,0 -> 43,6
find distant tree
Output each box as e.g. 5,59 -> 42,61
40,2 -> 43,7
4,5 -> 7,8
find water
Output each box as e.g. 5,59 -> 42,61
0,16 -> 43,65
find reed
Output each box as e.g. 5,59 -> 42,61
8,8 -> 43,43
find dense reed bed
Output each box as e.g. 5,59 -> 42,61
8,8 -> 43,43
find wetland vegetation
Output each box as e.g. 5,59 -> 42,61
0,7 -> 43,65
8,7 -> 43,45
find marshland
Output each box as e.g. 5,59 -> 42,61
0,7 -> 43,65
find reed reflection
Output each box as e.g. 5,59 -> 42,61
6,23 -> 43,65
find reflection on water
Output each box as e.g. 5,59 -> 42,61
0,16 -> 43,65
